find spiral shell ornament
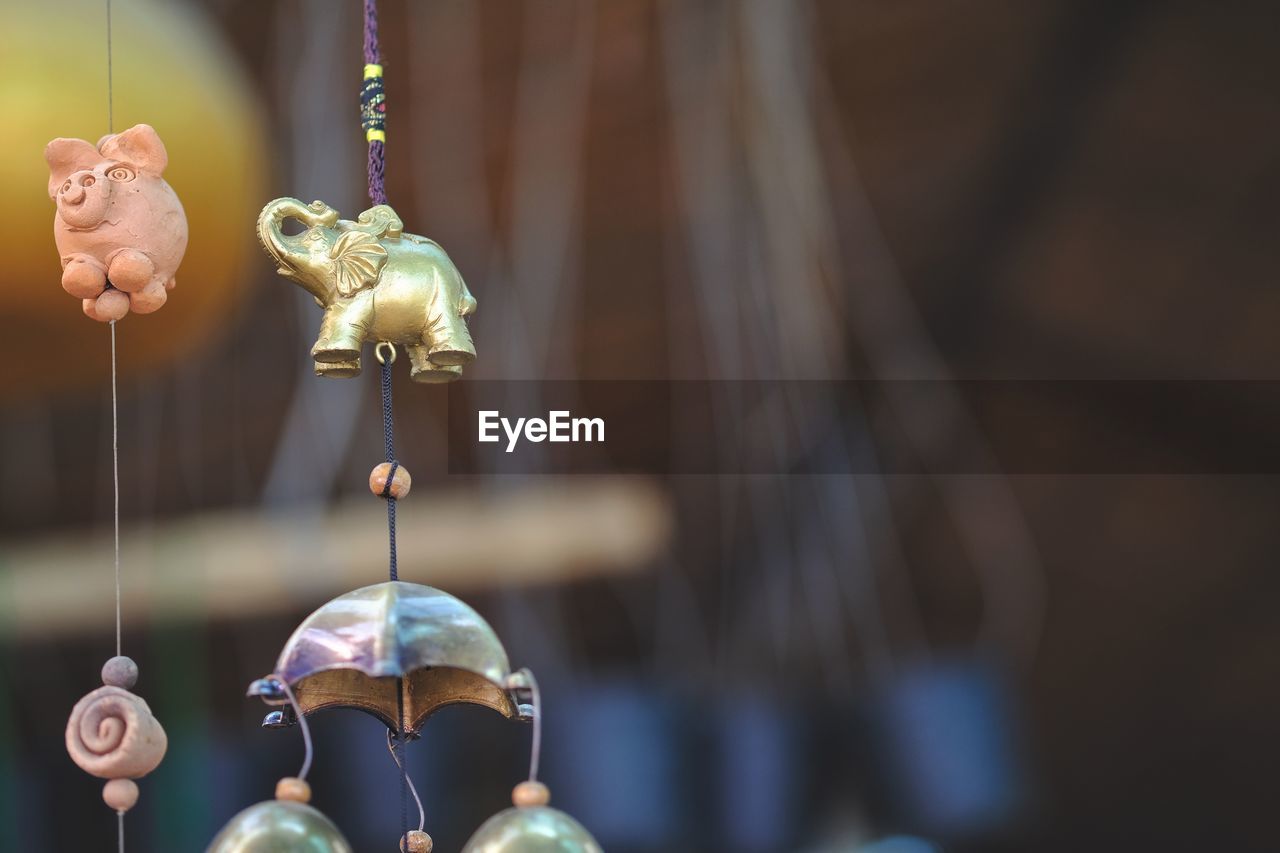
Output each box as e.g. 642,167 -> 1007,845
65,656 -> 167,812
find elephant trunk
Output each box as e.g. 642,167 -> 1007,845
256,197 -> 339,304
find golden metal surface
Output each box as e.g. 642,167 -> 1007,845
461,807 -> 603,853
273,581 -> 517,732
206,800 -> 352,853
257,198 -> 476,382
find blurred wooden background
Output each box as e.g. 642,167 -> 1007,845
1,1 -> 1278,850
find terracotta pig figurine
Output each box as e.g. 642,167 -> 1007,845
46,124 -> 187,322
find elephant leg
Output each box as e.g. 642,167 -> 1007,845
62,255 -> 107,299
106,249 -> 155,293
313,303 -> 369,363
406,345 -> 462,383
425,306 -> 477,366
315,357 -> 362,379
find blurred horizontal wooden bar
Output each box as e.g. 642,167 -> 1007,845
0,477 -> 671,638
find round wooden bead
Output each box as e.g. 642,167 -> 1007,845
101,655 -> 139,689
103,778 -> 139,812
369,462 -> 411,499
512,781 -> 551,808
275,776 -> 312,803
400,830 -> 433,853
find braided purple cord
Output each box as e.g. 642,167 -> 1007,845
364,3 -> 407,846
368,141 -> 387,206
364,0 -> 387,206
363,0 -> 381,65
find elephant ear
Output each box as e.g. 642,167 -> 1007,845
330,230 -> 388,297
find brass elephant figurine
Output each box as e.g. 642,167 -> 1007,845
257,198 -> 476,381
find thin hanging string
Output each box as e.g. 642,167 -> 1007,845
379,356 -> 398,581
381,353 -> 407,846
379,335 -> 410,851
106,0 -> 120,664
522,669 -> 544,782
363,4 -> 408,846
386,731 -> 425,831
111,322 -> 121,658
107,4 -> 123,851
279,680 -> 314,781
364,0 -> 397,585
393,693 -> 409,849
106,0 -> 114,133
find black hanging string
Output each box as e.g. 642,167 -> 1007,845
380,354 -> 409,850
380,357 -> 399,582
363,2 -> 410,847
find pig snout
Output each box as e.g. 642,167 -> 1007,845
57,170 -> 112,229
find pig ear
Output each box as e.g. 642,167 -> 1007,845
45,138 -> 101,198
98,124 -> 168,175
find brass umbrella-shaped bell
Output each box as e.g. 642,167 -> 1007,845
250,581 -> 525,734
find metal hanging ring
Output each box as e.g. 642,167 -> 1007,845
375,342 -> 397,365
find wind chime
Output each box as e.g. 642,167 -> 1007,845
203,2 -> 603,850
50,5 -> 185,851
49,2 -> 599,850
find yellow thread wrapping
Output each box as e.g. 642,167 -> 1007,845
361,64 -> 386,141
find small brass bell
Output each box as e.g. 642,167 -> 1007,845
462,784 -> 603,853
206,792 -> 352,853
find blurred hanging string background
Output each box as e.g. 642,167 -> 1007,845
1,0 -> 1279,851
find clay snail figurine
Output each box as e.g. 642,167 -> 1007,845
65,655 -> 168,814
45,123 -> 188,322
256,198 -> 477,382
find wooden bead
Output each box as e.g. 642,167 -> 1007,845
101,655 -> 139,689
512,781 -> 550,808
275,776 -> 312,803
400,830 -> 433,853
103,778 -> 139,812
369,462 -> 411,499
